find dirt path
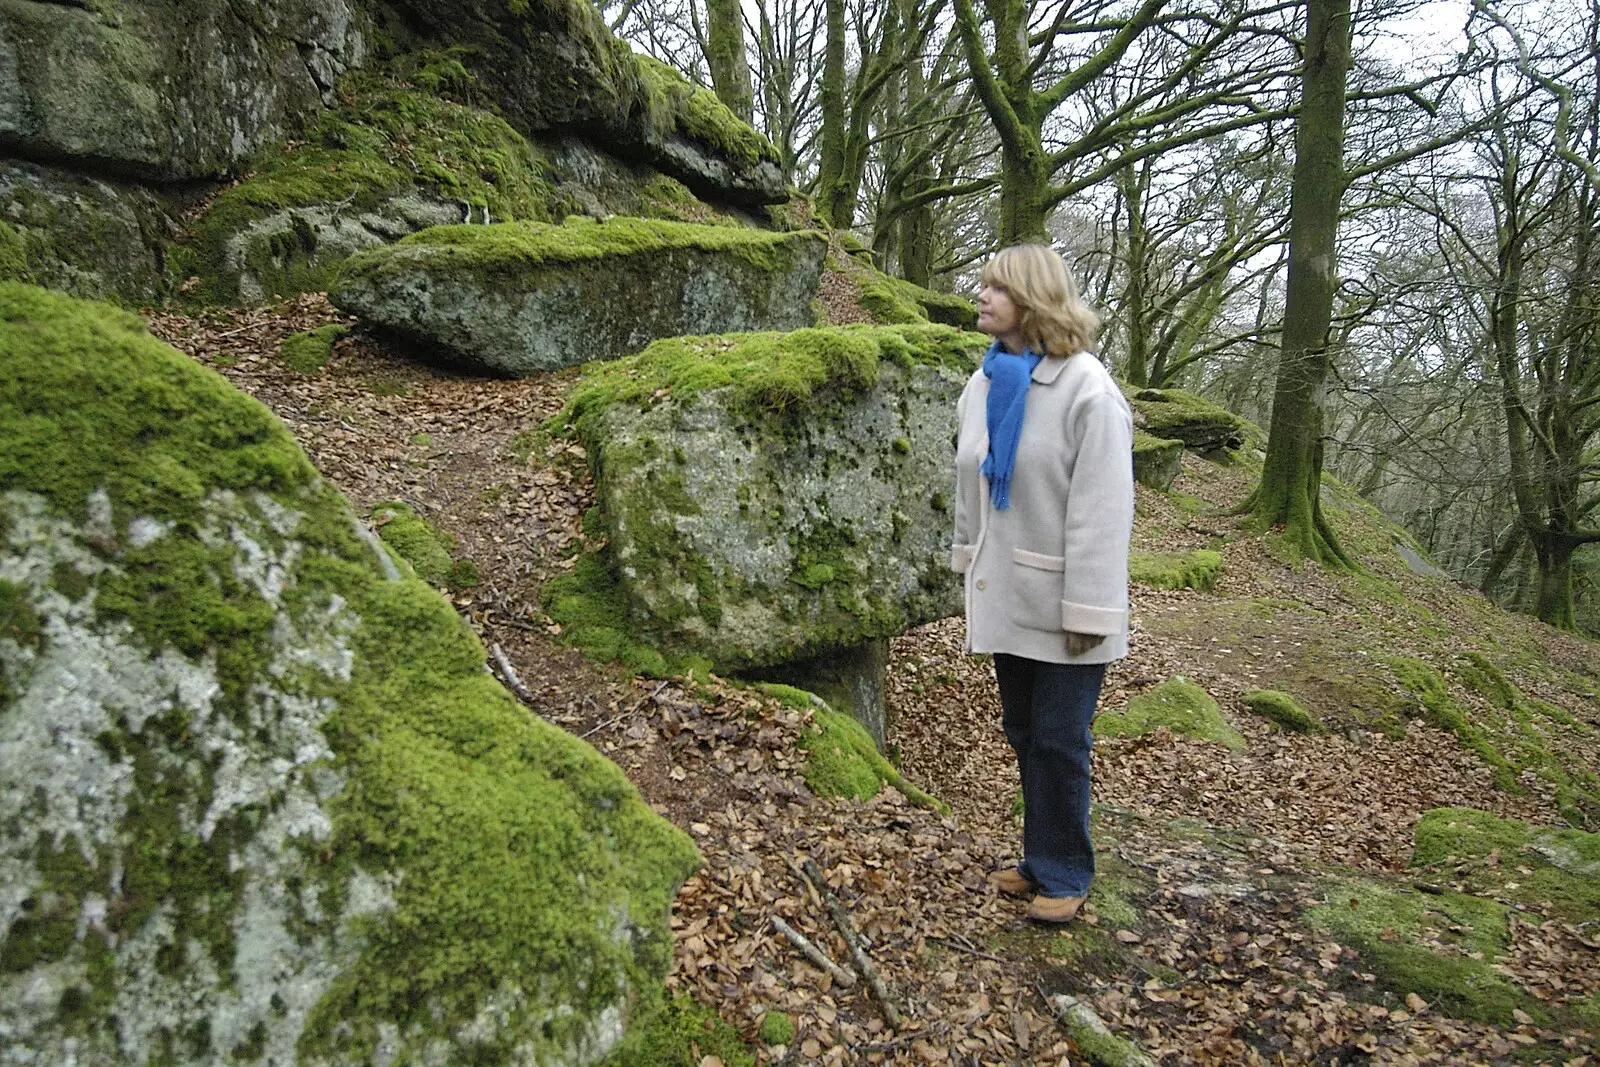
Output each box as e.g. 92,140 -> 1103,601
149,302 -> 1599,1066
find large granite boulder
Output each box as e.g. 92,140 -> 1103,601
180,75 -> 555,305
0,0 -> 366,182
332,217 -> 827,375
558,323 -> 984,672
1129,387 -> 1246,453
0,159 -> 174,303
0,283 -> 698,1064
380,0 -> 784,204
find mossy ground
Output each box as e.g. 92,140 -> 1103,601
1093,677 -> 1245,750
1128,548 -> 1222,591
756,1010 -> 795,1046
757,683 -> 945,813
277,324 -> 348,373
1242,689 -> 1322,733
1306,877 -> 1528,1026
1410,807 -> 1600,920
0,283 -> 700,1059
1386,655 -> 1599,824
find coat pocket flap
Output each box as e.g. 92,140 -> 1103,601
1012,548 -> 1066,571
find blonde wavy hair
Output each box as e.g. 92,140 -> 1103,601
980,244 -> 1100,358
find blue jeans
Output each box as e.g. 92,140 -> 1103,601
994,654 -> 1105,898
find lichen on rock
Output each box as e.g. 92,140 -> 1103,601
332,217 -> 828,376
552,323 -> 984,671
0,282 -> 699,1064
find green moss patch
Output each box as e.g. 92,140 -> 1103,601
1,282 -> 701,1059
759,684 -> 945,812
346,215 -> 817,281
599,993 -> 754,1067
856,270 -> 977,329
1094,677 -> 1244,750
541,552 -> 676,678
1387,656 -> 1598,824
557,323 -> 984,436
1411,807 -> 1600,920
185,70 -> 554,303
757,1010 -> 795,1046
278,324 -> 348,373
1126,387 -> 1247,453
636,56 -> 778,172
0,283 -> 317,530
0,221 -> 28,283
1306,878 -> 1527,1026
1128,549 -> 1223,592
371,501 -> 479,590
1242,689 -> 1322,733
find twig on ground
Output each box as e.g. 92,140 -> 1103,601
926,934 -> 1007,964
802,858 -> 904,1030
580,679 -> 670,739
490,642 -> 540,710
770,916 -> 858,990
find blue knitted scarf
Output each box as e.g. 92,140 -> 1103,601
981,342 -> 1043,509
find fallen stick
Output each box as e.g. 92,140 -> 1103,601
490,643 -> 539,709
1046,994 -> 1157,1067
580,679 -> 670,739
802,859 -> 903,1030
770,916 -> 858,990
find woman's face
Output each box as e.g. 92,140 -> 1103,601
977,284 -> 1020,338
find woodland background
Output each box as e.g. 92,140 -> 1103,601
603,0 -> 1600,631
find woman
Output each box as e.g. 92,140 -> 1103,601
950,244 -> 1134,925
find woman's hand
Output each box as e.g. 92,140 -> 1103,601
1066,631 -> 1106,656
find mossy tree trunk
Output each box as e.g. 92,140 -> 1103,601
816,0 -> 905,230
704,0 -> 754,123
816,0 -> 849,224
1242,0 -> 1354,567
1118,161 -> 1152,385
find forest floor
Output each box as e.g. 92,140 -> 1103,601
148,296 -> 1600,1067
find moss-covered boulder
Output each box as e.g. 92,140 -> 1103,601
1094,677 -> 1245,750
1242,688 -> 1322,733
856,269 -> 978,329
0,283 -> 699,1063
1128,388 -> 1245,453
333,217 -> 827,375
0,0 -> 365,182
1132,432 -> 1182,491
380,0 -> 784,205
0,160 -> 173,303
1128,549 -> 1223,591
180,72 -> 557,305
555,323 -> 983,670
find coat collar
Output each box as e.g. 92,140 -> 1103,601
1031,354 -> 1074,385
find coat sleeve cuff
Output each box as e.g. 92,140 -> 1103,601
1061,599 -> 1123,635
950,544 -> 976,572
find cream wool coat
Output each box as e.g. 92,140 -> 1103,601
949,351 -> 1134,664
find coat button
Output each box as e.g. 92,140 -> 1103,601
976,579 -> 986,590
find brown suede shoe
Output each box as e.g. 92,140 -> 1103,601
987,867 -> 1035,897
1026,895 -> 1086,925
